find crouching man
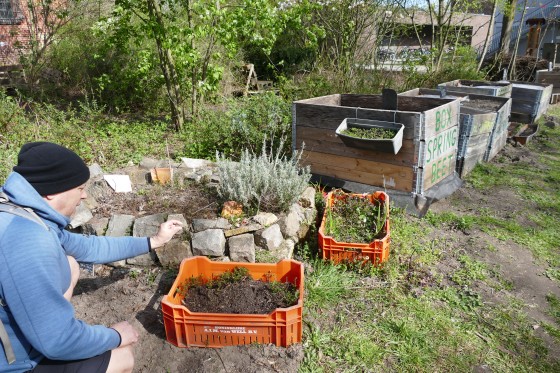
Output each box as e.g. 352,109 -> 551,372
0,142 -> 183,372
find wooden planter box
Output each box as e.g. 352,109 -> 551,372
437,79 -> 512,98
292,94 -> 461,198
318,191 -> 390,265
399,88 -> 468,100
458,95 -> 511,177
507,81 -> 553,123
399,89 -> 512,177
161,256 -> 304,348
535,69 -> 560,103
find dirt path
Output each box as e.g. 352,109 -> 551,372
430,142 -> 560,358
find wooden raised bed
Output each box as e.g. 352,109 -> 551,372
535,69 -> 560,103
459,95 -> 511,176
437,79 -> 512,98
292,94 -> 461,206
399,89 -> 512,178
507,81 -> 553,123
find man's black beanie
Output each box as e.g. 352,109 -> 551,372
13,142 -> 90,196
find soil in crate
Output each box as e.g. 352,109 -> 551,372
180,268 -> 298,314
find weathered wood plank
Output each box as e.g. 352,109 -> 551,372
295,127 -> 419,166
421,147 -> 457,190
300,150 -> 415,192
438,79 -> 512,97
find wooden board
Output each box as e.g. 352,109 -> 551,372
485,131 -> 508,161
300,150 -> 415,192
535,70 -> 560,89
295,127 -> 419,166
421,127 -> 458,190
293,94 -> 461,194
437,79 -> 512,98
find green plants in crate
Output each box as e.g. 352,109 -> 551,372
324,189 -> 387,243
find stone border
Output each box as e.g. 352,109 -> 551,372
74,158 -> 316,270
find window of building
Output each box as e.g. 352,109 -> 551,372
0,0 -> 23,25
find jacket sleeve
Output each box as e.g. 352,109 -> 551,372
59,230 -> 150,264
1,220 -> 121,360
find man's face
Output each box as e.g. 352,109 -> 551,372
44,183 -> 88,217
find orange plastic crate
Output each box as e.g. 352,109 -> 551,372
161,256 -> 304,348
318,191 -> 390,265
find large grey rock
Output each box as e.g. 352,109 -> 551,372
180,157 -> 212,170
192,218 -> 231,232
156,238 -> 192,268
87,217 -> 109,236
191,229 -> 226,257
298,208 -> 317,240
299,187 -> 316,209
128,213 -> 166,266
89,163 -> 104,178
119,165 -> 150,186
139,157 -> 160,169
228,234 -> 255,263
279,204 -> 306,240
252,212 -> 278,227
167,214 -> 188,227
105,214 -> 135,267
269,238 -> 295,260
69,203 -> 93,229
86,179 -> 113,201
155,213 -> 192,267
254,224 -> 283,251
105,214 -> 135,237
133,213 -> 166,237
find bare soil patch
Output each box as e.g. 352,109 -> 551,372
182,278 -> 297,314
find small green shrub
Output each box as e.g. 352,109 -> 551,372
182,93 -> 291,161
324,190 -> 387,243
216,140 -> 310,213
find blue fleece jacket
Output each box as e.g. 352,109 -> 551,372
0,172 -> 150,372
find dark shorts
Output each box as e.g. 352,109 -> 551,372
29,350 -> 111,373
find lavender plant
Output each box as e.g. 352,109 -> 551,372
216,140 -> 310,213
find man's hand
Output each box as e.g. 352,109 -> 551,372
111,321 -> 139,347
150,219 -> 184,249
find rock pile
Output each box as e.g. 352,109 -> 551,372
73,157 -> 316,269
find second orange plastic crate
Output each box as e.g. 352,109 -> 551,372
161,256 -> 304,348
318,191 -> 390,265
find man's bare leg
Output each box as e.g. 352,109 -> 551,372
63,255 -> 80,301
106,345 -> 135,373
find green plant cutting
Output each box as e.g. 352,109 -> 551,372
341,127 -> 397,140
325,190 -> 387,243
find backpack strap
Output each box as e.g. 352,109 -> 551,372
0,191 -> 49,231
0,190 -> 48,364
0,320 -> 15,364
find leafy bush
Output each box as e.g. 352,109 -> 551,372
0,93 -> 172,181
182,92 -> 292,160
216,140 -> 310,213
